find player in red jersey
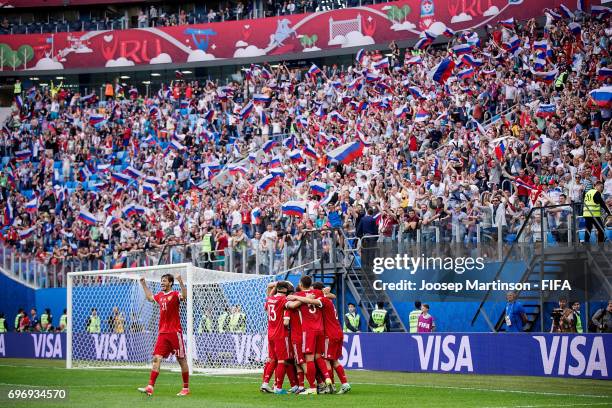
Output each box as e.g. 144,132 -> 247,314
261,281 -> 291,394
137,274 -> 189,397
312,282 -> 351,394
285,275 -> 332,395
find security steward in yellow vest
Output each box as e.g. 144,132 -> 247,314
59,309 -> 67,332
200,228 -> 215,269
583,181 -> 610,243
86,308 -> 101,333
369,302 -> 390,333
0,313 -> 7,333
41,309 -> 52,332
343,303 -> 361,333
198,311 -> 214,334
409,301 -> 422,333
228,305 -> 246,333
217,308 -> 230,333
14,309 -> 24,332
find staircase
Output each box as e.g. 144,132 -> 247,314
288,229 -> 406,332
472,204 -> 612,333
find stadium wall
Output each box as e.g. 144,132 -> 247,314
0,332 -> 609,379
0,272 -> 67,330
0,0 -> 581,72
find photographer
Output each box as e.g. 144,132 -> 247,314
591,301 -> 612,333
550,298 -> 575,333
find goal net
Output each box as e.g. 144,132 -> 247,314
67,263 -> 274,374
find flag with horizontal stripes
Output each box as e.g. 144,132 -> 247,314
78,209 -> 98,225
281,201 -> 307,217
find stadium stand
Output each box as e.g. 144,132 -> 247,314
0,6 -> 611,293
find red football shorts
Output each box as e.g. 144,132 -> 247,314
290,337 -> 305,364
268,337 -> 290,361
153,331 -> 185,358
302,330 -> 324,355
323,337 -> 343,361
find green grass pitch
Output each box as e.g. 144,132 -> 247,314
0,358 -> 610,408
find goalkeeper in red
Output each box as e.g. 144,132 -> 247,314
138,274 -> 190,397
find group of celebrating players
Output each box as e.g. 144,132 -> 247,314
135,273 -> 350,397
262,275 -> 351,395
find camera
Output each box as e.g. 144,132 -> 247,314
551,308 -> 563,322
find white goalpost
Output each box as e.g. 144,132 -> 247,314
67,263 -> 274,374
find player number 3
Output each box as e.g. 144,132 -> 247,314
308,304 -> 317,314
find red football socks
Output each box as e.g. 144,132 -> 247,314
334,364 -> 348,384
263,360 -> 277,383
274,362 -> 286,389
315,357 -> 331,380
149,370 -> 159,386
305,361 -> 316,388
285,363 -> 298,387
182,371 -> 189,389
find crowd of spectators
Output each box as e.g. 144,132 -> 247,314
1,9 -> 611,279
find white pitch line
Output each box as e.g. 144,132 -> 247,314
483,403 -> 612,408
352,381 -> 610,399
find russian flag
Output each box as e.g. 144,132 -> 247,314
559,4 -> 575,19
494,141 -> 506,161
309,181 -> 327,196
204,110 -> 215,122
255,174 -> 279,191
330,111 -> 348,124
394,104 -> 408,118
145,176 -> 161,185
408,86 -> 425,99
414,111 -> 430,122
262,140 -> 277,154
18,227 -> 35,240
503,35 -> 520,53
499,17 -> 514,28
514,179 -> 537,191
443,27 -> 456,38
283,135 -> 296,149
239,102 -> 254,120
271,169 -> 285,179
591,5 -> 611,18
405,55 -> 423,65
25,198 -> 38,213
452,43 -> 472,56
597,67 -> 612,82
431,58 -> 455,84
528,137 -> 545,153
124,166 -> 144,179
142,182 -> 155,194
303,144 -> 317,160
536,103 -> 556,118
531,68 -> 558,84
414,36 -> 433,50
355,48 -> 366,65
89,114 -> 105,126
308,64 -> 322,77
281,201 -> 307,217
589,86 -> 612,108
365,72 -> 380,83
78,209 -> 98,225
169,140 -> 185,151
15,149 -> 32,161
533,58 -> 547,71
373,57 -> 390,70
3,201 -> 14,227
289,150 -> 303,163
78,166 -> 92,181
104,216 -> 120,228
15,95 -> 23,109
97,163 -> 111,173
251,208 -> 262,224
347,77 -> 363,90
133,205 -> 146,215
260,110 -> 269,125
577,0 -> 586,12
269,156 -> 282,169
461,54 -> 483,67
111,172 -> 130,185
568,22 -> 581,38
253,94 -> 271,104
327,141 -> 363,164
533,40 -> 548,51
457,68 -> 475,80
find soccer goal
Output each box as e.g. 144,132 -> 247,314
67,263 -> 274,374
